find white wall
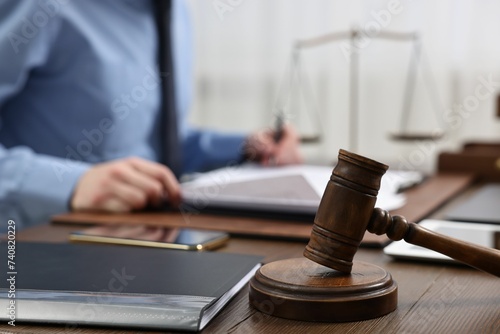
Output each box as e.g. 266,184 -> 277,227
186,0 -> 500,172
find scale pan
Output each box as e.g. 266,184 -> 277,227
390,130 -> 444,141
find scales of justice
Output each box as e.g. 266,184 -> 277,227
248,30 -> 500,322
272,28 -> 445,152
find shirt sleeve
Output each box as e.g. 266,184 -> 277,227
0,1 -> 91,231
182,129 -> 247,173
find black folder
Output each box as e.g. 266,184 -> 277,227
0,242 -> 261,331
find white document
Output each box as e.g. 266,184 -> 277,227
181,164 -> 423,215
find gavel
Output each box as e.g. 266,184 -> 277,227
249,149 -> 500,322
304,149 -> 500,277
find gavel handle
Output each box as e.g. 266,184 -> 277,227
405,222 -> 500,277
369,208 -> 500,277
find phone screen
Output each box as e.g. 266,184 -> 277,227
70,225 -> 229,251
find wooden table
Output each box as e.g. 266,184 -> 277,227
1,216 -> 499,334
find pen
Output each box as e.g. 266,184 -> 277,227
273,111 -> 284,143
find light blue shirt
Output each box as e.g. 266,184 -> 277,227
0,0 -> 246,230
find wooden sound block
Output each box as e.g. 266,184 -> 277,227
249,258 -> 397,322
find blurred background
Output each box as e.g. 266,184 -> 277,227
186,0 -> 500,172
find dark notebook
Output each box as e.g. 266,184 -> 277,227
0,242 -> 261,331
445,184 -> 500,224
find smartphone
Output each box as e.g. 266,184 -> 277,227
69,225 -> 229,251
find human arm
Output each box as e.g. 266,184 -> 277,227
0,147 -> 91,231
172,0 -> 301,174
180,124 -> 302,174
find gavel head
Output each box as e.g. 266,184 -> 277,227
304,149 -> 388,273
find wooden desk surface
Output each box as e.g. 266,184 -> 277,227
2,219 -> 499,334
